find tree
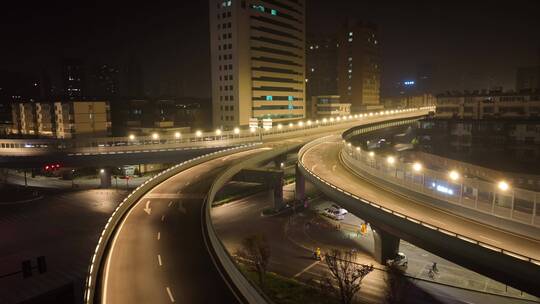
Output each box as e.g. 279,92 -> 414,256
323,249 -> 374,304
385,263 -> 410,304
238,234 -> 271,287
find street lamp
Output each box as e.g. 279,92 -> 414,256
196,130 -> 202,137
412,162 -> 422,172
215,129 -> 222,136
449,170 -> 460,181
288,122 -> 294,128
277,124 -> 283,130
386,156 -> 395,165
152,133 -> 159,140
498,180 -> 510,191
234,127 -> 240,135
250,127 -> 257,133
129,134 -> 135,141
369,151 -> 375,157
174,132 -> 181,139
322,118 -> 327,123
100,169 -> 105,174
298,121 -> 304,127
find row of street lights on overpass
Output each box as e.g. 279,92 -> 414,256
123,108 -> 429,142
349,142 -> 511,192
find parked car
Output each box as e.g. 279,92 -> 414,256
323,208 -> 345,221
330,203 -> 348,215
387,252 -> 408,268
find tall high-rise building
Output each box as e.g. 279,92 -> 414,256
63,58 -> 85,99
337,20 -> 381,112
209,0 -> 306,129
306,37 -> 338,98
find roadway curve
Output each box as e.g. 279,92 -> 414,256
300,135 -> 540,295
100,148 -> 266,304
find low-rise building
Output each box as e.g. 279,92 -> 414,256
11,100 -> 111,138
382,93 -> 435,109
435,91 -> 540,119
312,95 -> 351,117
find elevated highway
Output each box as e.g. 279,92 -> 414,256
298,135 -> 540,297
0,108 -> 430,167
86,109 -> 433,303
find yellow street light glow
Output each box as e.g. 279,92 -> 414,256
289,122 -> 294,128
498,181 -> 510,191
250,127 -> 257,133
387,156 -> 395,164
315,119 -> 319,124
354,114 -> 358,118
330,117 -> 335,122
215,129 -> 222,136
369,112 -> 373,116
233,127 -> 240,134
336,117 -> 341,121
152,133 -> 159,140
196,130 -> 203,137
347,142 -> 352,147
100,169 -> 105,173
298,121 -> 304,127
129,134 -> 135,140
277,124 -> 283,129
307,120 -> 312,125
413,162 -> 422,172
449,170 -> 460,181
356,147 -> 360,151
369,151 -> 375,157
322,118 -> 327,123
174,132 -> 181,139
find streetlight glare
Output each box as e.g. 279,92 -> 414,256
369,151 -> 375,157
196,130 -> 203,137
277,124 -> 283,129
152,133 -> 159,140
250,127 -> 257,133
387,156 -> 395,164
174,132 -> 181,138
498,181 -> 510,191
129,134 -> 135,140
449,170 -> 460,181
233,127 -> 240,134
215,129 -> 222,136
413,162 -> 423,172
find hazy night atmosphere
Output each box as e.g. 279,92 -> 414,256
0,1 -> 539,304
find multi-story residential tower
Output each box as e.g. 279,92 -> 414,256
210,0 -> 306,129
337,20 -> 381,112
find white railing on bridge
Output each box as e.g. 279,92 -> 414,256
0,107 -> 433,156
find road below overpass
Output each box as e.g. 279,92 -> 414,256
100,148 -> 268,304
300,136 -> 540,290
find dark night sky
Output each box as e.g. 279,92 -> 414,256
1,1 -> 539,98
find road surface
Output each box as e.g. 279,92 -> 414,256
100,148 -> 266,304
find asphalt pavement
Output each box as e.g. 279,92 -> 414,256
100,148 -> 267,304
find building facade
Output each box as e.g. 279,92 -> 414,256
382,93 -> 436,109
312,95 -> 350,117
209,0 -> 306,129
435,91 -> 540,120
306,37 -> 338,102
337,20 -> 381,112
516,66 -> 540,92
11,100 -> 111,138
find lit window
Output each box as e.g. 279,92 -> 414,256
271,9 -> 277,15
288,96 -> 293,101
266,96 -> 273,101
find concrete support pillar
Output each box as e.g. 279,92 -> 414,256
372,226 -> 400,264
99,168 -> 112,188
295,164 -> 305,202
273,179 -> 284,210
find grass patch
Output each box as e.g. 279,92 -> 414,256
239,264 -> 339,304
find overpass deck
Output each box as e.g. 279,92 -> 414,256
300,136 -> 540,263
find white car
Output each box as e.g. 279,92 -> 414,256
323,208 -> 345,221
387,252 -> 408,268
329,203 -> 348,215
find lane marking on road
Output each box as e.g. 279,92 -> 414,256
158,254 -> 163,266
478,235 -> 502,244
166,287 -> 175,302
293,260 -> 319,278
161,215 -> 165,222
178,201 -> 187,214
157,232 -> 161,240
168,201 -> 173,207
144,200 -> 152,215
